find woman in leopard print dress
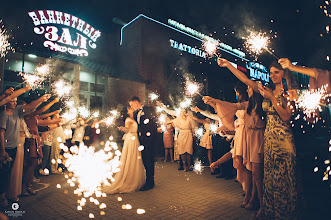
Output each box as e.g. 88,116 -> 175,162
217,58 -> 297,220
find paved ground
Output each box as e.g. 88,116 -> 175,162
1,159 -> 256,220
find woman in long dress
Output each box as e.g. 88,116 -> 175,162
217,58 -> 297,219
103,107 -> 146,194
167,109 -> 195,172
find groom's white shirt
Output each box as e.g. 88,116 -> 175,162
137,106 -> 144,124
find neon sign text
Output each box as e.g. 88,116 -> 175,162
170,39 -> 206,58
168,19 -> 245,58
28,10 -> 101,56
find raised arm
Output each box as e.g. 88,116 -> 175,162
278,58 -> 316,78
187,114 -> 204,124
24,94 -> 51,112
0,85 -> 32,106
192,106 -> 220,121
156,101 -> 177,117
37,110 -> 61,120
38,118 -> 62,127
218,58 -> 259,92
34,98 -> 59,116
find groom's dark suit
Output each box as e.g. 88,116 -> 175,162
134,105 -> 157,188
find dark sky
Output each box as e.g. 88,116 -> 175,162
1,0 -> 330,68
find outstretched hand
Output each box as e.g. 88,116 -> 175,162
278,58 -> 294,71
156,101 -> 163,107
4,87 -> 14,96
41,94 -> 51,102
217,58 -> 230,68
191,106 -> 201,113
210,162 -> 219,172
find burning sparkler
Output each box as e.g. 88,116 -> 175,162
202,40 -> 219,58
93,111 -> 100,118
18,72 -> 45,89
149,92 -> 159,102
0,21 -> 13,58
185,81 -> 202,97
78,106 -> 90,119
52,79 -> 72,99
244,31 -> 278,59
295,85 -> 330,121
195,127 -> 204,139
180,98 -> 192,109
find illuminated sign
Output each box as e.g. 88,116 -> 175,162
28,10 -> 101,57
170,39 -> 206,58
246,62 -> 269,84
168,19 -> 246,58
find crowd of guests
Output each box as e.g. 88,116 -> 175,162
156,58 -> 330,220
0,86 -> 98,207
0,57 -> 329,219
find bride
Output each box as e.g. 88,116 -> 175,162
103,107 -> 146,194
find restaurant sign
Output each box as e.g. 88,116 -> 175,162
28,10 -> 101,56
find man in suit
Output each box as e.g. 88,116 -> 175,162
129,96 -> 157,191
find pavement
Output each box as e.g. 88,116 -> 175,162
1,159 -> 256,220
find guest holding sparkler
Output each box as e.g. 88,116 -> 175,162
156,101 -> 183,169
0,92 -> 49,206
157,115 -> 174,162
187,114 -> 214,166
167,109 -> 195,172
217,58 -> 297,219
22,95 -> 62,196
278,58 -> 330,93
71,116 -> 94,146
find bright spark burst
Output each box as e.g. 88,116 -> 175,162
244,31 -> 270,56
202,40 -> 219,58
193,159 -> 204,174
18,72 -> 45,89
295,85 -> 330,121
78,106 -> 90,119
180,98 -> 192,109
195,127 -> 204,139
185,81 -> 201,97
93,111 -> 100,118
210,123 -> 217,133
149,92 -> 159,101
35,63 -> 51,77
62,142 -> 121,212
52,79 -> 72,99
0,21 -> 13,58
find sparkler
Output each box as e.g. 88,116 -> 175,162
78,106 -> 90,119
195,127 -> 204,139
93,111 -> 100,118
244,31 -> 279,59
149,92 -> 159,102
52,79 -> 72,99
60,140 -> 122,217
18,72 -> 44,89
180,98 -> 192,109
209,123 -> 217,133
295,85 -> 330,121
0,21 -> 13,58
202,40 -> 219,58
35,63 -> 51,77
185,81 -> 203,97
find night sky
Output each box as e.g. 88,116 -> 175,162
0,0 -> 330,69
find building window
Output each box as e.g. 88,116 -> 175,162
79,81 -> 89,91
90,95 -> 103,109
90,83 -> 105,93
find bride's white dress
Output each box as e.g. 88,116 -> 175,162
103,118 -> 146,194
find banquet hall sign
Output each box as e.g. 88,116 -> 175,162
28,10 -> 101,57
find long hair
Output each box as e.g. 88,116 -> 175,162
247,89 -> 265,119
268,61 -> 298,90
234,82 -> 248,103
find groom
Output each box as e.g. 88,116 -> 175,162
129,96 -> 157,191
